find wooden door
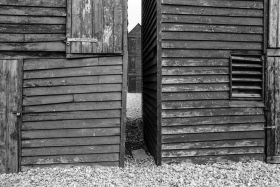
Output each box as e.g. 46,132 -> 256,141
66,0 -> 123,56
0,59 -> 23,173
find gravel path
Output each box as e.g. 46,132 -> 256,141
1,93 -> 280,186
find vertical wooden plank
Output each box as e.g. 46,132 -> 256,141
113,0 -> 123,53
269,0 -> 278,48
276,57 -> 280,155
71,0 -> 82,53
81,0 -> 93,53
266,57 -> 275,158
277,2 -> 280,48
66,0 -> 72,54
93,0 -> 103,53
157,0 -> 162,166
103,0 -> 114,53
0,60 -> 22,174
120,0 -> 127,168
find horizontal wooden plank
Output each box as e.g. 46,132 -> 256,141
162,5 -> 263,17
232,71 -> 262,75
74,92 -> 122,102
23,84 -> 122,96
99,57 -> 123,66
232,93 -> 261,98
0,52 -> 65,59
232,78 -> 262,82
21,161 -> 119,171
162,131 -> 264,143
0,6 -> 66,16
0,42 -> 65,51
162,23 -> 263,34
162,154 -> 263,165
22,145 -> 120,156
163,100 -> 265,109
23,75 -> 122,87
162,92 -> 229,101
162,67 -> 229,75
22,128 -> 120,139
22,118 -> 120,130
163,147 -> 263,157
162,84 -> 229,92
0,24 -> 65,33
162,15 -> 263,26
23,101 -> 122,113
24,66 -> 122,79
162,76 -> 229,84
162,123 -> 264,134
22,136 -> 120,148
162,139 -> 264,150
0,15 -> 65,24
24,58 -> 98,70
232,64 -> 262,68
23,95 -> 73,106
0,34 -> 66,42
162,58 -> 229,67
21,153 -> 119,165
232,86 -> 261,90
162,116 -> 265,126
161,0 -> 264,9
162,32 -> 263,42
162,41 -> 262,50
162,50 -> 262,58
162,108 -> 264,118
0,0 -> 66,7
23,110 -> 121,121
232,56 -> 262,62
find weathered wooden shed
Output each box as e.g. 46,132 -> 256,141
142,0 -> 273,165
0,0 -> 127,173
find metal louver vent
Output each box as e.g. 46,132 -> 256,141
230,55 -> 264,99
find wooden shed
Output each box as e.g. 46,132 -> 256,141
142,0 -> 271,165
0,0 -> 127,173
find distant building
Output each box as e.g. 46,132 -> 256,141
128,24 -> 142,93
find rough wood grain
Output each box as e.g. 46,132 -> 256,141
0,16 -> 65,24
23,95 -> 73,106
0,34 -> 66,43
162,76 -> 229,84
0,0 -> 66,7
162,59 -> 229,67
162,92 -> 229,101
0,6 -> 66,16
0,42 -> 65,51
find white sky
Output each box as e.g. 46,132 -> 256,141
128,0 -> 142,32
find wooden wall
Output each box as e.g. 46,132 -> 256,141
142,0 -> 161,164
160,0 -> 266,164
0,0 -> 66,59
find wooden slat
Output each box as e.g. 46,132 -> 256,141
162,5 -> 263,17
162,147 -> 263,157
162,92 -> 229,101
0,24 -> 65,34
162,67 -> 229,75
268,0 -> 278,48
162,123 -> 264,134
21,162 -> 119,171
74,92 -> 121,102
162,41 -> 262,50
232,64 -> 262,68
162,15 -> 263,26
232,78 -> 262,82
162,32 -> 263,42
23,95 -> 73,106
162,76 -> 229,84
24,66 -> 122,79
21,153 -> 119,165
0,0 -> 66,7
0,42 -> 65,51
22,145 -> 120,156
231,56 -> 262,62
162,108 -> 264,118
22,128 -> 120,139
0,6 -> 66,16
23,75 -> 122,88
232,86 -> 262,90
162,154 -> 263,165
162,58 -> 229,67
162,131 -> 264,143
0,16 -> 65,24
162,116 -> 265,126
232,93 -> 261,98
23,84 -> 122,96
162,23 -> 263,34
23,110 -> 121,121
0,52 -> 65,60
232,71 -> 262,75
162,139 -> 264,150
22,136 -> 120,148
161,0 -> 264,9
162,84 -> 229,92
22,118 -> 120,130
163,100 -> 265,109
0,34 -> 66,43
